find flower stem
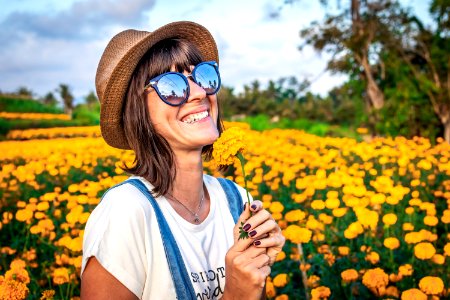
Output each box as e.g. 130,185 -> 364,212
237,153 -> 251,206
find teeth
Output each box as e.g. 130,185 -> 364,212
182,111 -> 209,124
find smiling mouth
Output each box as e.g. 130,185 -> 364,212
181,110 -> 209,124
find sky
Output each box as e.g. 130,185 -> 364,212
0,0 -> 430,103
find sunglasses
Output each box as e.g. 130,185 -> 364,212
144,61 -> 221,106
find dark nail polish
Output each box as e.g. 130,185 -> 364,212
254,240 -> 261,246
243,203 -> 247,210
243,223 -> 251,232
249,230 -> 257,237
251,204 -> 257,210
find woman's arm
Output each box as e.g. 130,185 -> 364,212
81,257 -> 139,300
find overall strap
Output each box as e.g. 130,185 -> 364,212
124,178 -> 196,300
216,178 -> 244,224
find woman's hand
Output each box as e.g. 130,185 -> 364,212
243,200 -> 286,266
223,204 -> 271,300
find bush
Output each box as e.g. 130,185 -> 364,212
0,96 -> 63,114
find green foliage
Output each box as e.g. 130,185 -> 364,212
0,96 -> 63,113
72,102 -> 100,125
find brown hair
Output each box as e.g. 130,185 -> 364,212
121,38 -> 224,196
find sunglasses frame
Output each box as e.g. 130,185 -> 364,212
144,61 -> 221,107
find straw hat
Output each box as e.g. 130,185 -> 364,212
95,21 -> 219,149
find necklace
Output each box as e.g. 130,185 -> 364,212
166,188 -> 205,223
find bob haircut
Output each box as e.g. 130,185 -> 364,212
121,38 -> 225,196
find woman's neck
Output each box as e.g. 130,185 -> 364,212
170,149 -> 205,206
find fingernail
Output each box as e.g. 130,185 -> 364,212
243,223 -> 251,232
254,240 -> 261,246
249,230 -> 257,237
243,203 -> 247,210
251,204 -> 257,210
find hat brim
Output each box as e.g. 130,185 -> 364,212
99,21 -> 219,150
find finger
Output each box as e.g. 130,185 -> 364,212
233,202 -> 252,242
253,232 -> 285,247
249,200 -> 263,213
248,219 -> 278,240
241,209 -> 272,236
249,253 -> 270,269
242,245 -> 267,259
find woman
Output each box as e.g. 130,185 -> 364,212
81,21 -> 285,300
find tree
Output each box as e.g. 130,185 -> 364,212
84,91 -> 98,108
15,86 -> 34,98
42,92 -> 58,107
58,84 -> 74,115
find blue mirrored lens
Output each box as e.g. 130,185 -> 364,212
157,73 -> 188,104
194,64 -> 219,94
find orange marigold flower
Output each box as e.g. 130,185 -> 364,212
362,268 -> 389,296
414,242 -> 436,260
341,269 -> 358,283
401,288 -> 427,300
40,289 -> 56,300
284,209 -> 306,222
398,264 -> 413,276
382,213 -> 397,226
444,242 -> 450,256
5,268 -> 30,285
365,251 -> 380,264
265,280 -> 276,298
273,274 -> 289,288
432,254 -> 445,265
0,278 -> 29,300
423,216 -> 438,227
338,246 -> 350,256
212,127 -> 245,166
419,276 -> 444,295
275,295 -> 289,300
283,225 -> 312,244
311,286 -> 331,300
384,237 -> 400,250
52,268 -> 70,285
386,286 -> 399,298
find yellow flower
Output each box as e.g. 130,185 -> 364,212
275,295 -> 289,300
52,268 -> 70,285
365,251 -> 380,264
418,276 -> 444,295
212,127 -> 245,166
15,209 -> 33,222
398,264 -> 413,276
269,201 -> 284,213
338,246 -> 350,256
0,278 -> 29,300
273,274 -> 289,288
384,237 -> 400,250
423,215 -> 438,226
444,242 -> 450,256
283,225 -> 312,244
362,268 -> 389,296
265,280 -> 276,298
401,288 -> 427,300
341,269 -> 358,283
414,242 -> 436,260
382,213 -> 397,225
284,210 -> 306,222
40,289 -> 56,300
311,286 -> 331,300
432,254 -> 445,265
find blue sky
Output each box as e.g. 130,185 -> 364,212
0,0 -> 430,102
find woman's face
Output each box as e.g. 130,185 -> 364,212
146,66 -> 220,153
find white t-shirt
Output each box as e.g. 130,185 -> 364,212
81,174 -> 250,299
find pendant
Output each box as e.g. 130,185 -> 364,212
194,214 -> 200,223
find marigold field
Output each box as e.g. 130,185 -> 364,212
1,123 -> 449,299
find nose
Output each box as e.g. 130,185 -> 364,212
186,77 -> 207,103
